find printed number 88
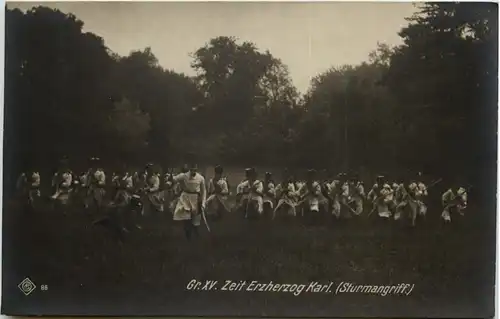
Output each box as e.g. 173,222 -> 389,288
41,285 -> 48,291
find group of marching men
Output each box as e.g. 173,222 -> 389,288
16,157 -> 469,234
230,167 -> 468,225
15,157 -> 213,239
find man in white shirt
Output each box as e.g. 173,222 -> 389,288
141,163 -> 163,216
84,157 -> 106,212
206,165 -> 231,219
51,157 -> 73,214
173,162 -> 207,240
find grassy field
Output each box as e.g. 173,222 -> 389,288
2,167 -> 496,317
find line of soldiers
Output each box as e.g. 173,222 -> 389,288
15,159 -> 469,234
15,157 -> 212,240
230,168 -> 468,225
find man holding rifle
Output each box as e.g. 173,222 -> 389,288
367,175 -> 393,219
206,165 -> 231,220
51,157 -> 73,214
441,182 -> 468,223
273,169 -> 298,219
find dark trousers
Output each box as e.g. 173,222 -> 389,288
183,219 -> 199,240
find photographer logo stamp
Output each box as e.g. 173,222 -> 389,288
18,277 -> 36,296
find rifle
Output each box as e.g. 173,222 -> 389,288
244,180 -> 264,219
368,178 -> 442,216
336,182 -> 357,215
210,177 -> 231,213
276,181 -> 292,201
367,187 -> 391,217
272,182 -> 295,220
295,186 -> 311,207
263,180 -> 275,199
403,178 -> 442,203
443,186 -> 471,211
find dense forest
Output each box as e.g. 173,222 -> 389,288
4,3 -> 498,185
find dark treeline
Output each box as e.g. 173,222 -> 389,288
4,3 -> 498,186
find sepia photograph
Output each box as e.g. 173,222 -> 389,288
1,1 -> 498,317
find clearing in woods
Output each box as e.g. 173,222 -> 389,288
2,167 -> 494,316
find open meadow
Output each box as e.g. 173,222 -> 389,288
2,166 -> 495,317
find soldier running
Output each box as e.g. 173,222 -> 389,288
205,165 -> 231,220
172,161 -> 208,240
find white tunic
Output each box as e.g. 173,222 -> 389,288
236,179 -> 250,203
17,172 -> 41,190
295,181 -> 305,191
17,172 -> 41,203
367,183 -> 379,202
408,182 -> 428,216
368,183 -> 393,218
141,174 -> 163,213
238,179 -> 264,213
350,182 -> 365,215
51,172 -> 73,203
340,182 -> 351,203
173,172 -> 207,224
274,182 -> 298,216
206,177 -> 231,213
93,170 -> 106,187
262,180 -> 277,206
441,187 -> 467,221
297,181 -> 322,212
238,179 -> 264,201
79,173 -> 89,187
113,173 -> 134,207
87,169 -> 106,204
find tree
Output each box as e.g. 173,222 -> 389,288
384,2 -> 497,179
113,48 -> 202,164
190,36 -> 275,132
4,6 -> 115,172
257,56 -> 300,110
368,42 -> 396,68
107,98 -> 150,162
6,3 -> 495,179
301,63 -> 398,171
